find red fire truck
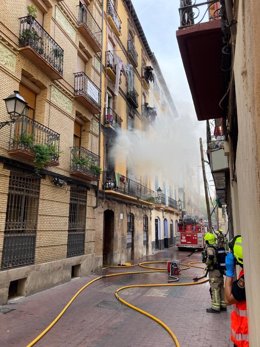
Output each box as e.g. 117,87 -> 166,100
176,216 -> 206,250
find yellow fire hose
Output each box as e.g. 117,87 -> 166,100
26,261 -> 208,347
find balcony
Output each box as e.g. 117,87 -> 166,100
78,4 -> 102,53
74,72 -> 101,114
104,107 -> 122,130
127,89 -> 138,109
168,197 -> 178,209
107,0 -> 122,36
207,120 -> 228,204
127,39 -> 138,67
176,1 -> 226,120
105,51 -> 116,81
19,16 -> 63,80
103,171 -> 157,204
142,66 -> 154,90
70,146 -> 101,181
142,104 -> 157,122
8,115 -> 60,168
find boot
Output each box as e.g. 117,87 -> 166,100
206,308 -> 220,313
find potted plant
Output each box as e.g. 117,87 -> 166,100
27,5 -> 37,23
15,132 -> 34,149
52,47 -> 63,58
20,27 -> 40,46
90,164 -> 102,176
32,143 -> 59,170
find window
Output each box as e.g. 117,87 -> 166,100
1,171 -> 40,269
67,186 -> 87,257
143,215 -> 148,246
127,213 -> 134,248
92,56 -> 101,87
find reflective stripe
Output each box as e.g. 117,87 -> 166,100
231,329 -> 249,341
233,306 -> 247,317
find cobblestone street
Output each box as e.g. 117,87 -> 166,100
0,248 -> 232,347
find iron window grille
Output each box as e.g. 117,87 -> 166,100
1,171 -> 40,270
143,215 -> 148,246
67,186 -> 87,258
127,213 -> 134,248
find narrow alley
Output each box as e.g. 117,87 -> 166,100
0,247 -> 231,347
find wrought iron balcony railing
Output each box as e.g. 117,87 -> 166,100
19,16 -> 64,75
107,0 -> 122,34
179,0 -> 221,28
106,50 -> 116,71
70,146 -> 101,180
168,197 -> 178,209
127,39 -> 138,66
103,171 -> 157,201
142,66 -> 154,83
104,107 -> 122,129
78,4 -> 102,51
8,115 -> 60,166
103,172 -> 180,210
142,104 -> 157,121
74,72 -> 101,110
127,89 -> 138,108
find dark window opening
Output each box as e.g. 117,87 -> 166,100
67,186 -> 87,258
8,278 -> 26,300
71,264 -> 81,278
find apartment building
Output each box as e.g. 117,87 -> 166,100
97,0 -> 180,266
0,0 -> 102,304
0,0 -> 180,304
177,0 -> 260,344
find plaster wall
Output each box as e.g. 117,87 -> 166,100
233,1 -> 260,345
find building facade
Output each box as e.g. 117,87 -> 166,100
0,0 -> 180,305
97,0 -> 180,266
177,0 -> 260,345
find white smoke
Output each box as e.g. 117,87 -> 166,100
111,100 -> 204,190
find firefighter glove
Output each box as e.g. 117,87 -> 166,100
225,252 -> 235,277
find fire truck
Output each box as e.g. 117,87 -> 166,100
176,215 -> 206,250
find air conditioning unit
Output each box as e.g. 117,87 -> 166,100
210,148 -> 229,172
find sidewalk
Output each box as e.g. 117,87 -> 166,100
0,247 -> 232,347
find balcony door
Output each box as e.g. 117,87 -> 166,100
19,84 -> 36,120
74,121 -> 82,148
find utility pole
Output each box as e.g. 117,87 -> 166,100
200,137 -> 212,231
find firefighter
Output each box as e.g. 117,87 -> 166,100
204,232 -> 227,313
225,235 -> 248,347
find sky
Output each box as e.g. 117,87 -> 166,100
131,0 -> 200,122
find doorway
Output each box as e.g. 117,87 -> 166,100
164,218 -> 169,248
103,210 -> 114,266
155,218 -> 160,250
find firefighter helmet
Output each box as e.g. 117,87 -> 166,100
204,232 -> 216,245
233,236 -> 243,265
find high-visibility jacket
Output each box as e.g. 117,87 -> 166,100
230,270 -> 249,347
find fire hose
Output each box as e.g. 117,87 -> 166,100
26,260 -> 208,347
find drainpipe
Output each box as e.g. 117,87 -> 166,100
200,137 -> 212,231
94,0 -> 105,209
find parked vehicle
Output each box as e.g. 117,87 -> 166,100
176,215 -> 206,250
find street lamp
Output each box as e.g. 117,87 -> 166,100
178,198 -> 182,211
156,187 -> 162,204
0,91 -> 28,129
